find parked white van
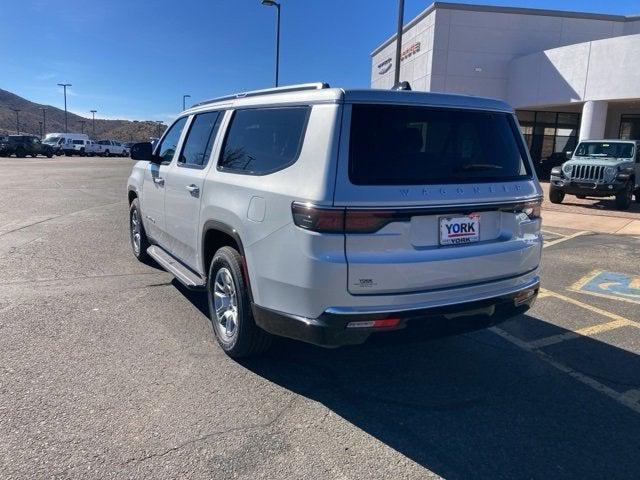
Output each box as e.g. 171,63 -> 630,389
43,133 -> 90,156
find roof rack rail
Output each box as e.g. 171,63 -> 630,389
192,82 -> 331,108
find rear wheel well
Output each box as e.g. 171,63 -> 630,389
128,190 -> 137,205
203,228 -> 241,273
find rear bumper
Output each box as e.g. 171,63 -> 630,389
550,177 -> 626,196
252,279 -> 539,347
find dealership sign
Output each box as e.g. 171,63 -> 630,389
377,42 -> 421,75
377,58 -> 392,75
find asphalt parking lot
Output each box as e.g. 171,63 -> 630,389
2,156 -> 640,479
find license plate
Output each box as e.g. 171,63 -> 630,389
439,214 -> 480,246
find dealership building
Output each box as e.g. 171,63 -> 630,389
371,2 -> 640,163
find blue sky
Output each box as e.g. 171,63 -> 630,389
1,0 -> 638,122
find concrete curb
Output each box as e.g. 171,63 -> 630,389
542,210 -> 640,235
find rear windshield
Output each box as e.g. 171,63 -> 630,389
574,142 -> 634,158
349,104 -> 531,185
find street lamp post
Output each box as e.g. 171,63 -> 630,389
90,110 -> 97,135
10,108 -> 21,134
261,0 -> 281,87
39,121 -> 43,138
41,108 -> 47,136
393,0 -> 405,88
155,121 -> 164,138
182,94 -> 191,110
57,83 -> 72,133
79,120 -> 86,134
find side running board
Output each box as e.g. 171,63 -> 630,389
147,245 -> 206,290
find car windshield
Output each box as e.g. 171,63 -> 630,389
574,142 -> 634,158
98,140 -> 109,145
44,137 -> 61,144
349,104 -> 531,185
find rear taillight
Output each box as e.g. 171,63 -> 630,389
520,200 -> 541,220
292,203 -> 344,233
292,203 -> 398,234
344,210 -> 396,233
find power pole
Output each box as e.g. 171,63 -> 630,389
57,83 -> 72,133
11,108 -> 21,134
41,108 -> 47,136
393,0 -> 405,87
90,110 -> 97,136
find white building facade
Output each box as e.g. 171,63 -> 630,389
371,2 -> 640,164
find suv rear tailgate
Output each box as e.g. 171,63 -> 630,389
335,102 -> 542,296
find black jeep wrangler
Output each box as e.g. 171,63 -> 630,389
0,135 -> 55,158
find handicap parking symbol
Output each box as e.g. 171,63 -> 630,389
572,270 -> 640,304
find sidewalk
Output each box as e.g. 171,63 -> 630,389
539,181 -> 640,235
542,209 -> 640,235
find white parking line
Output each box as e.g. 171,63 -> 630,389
527,318 -> 635,349
541,228 -> 568,238
490,325 -> 640,414
543,230 -> 590,248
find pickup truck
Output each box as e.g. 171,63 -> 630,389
86,140 -> 129,157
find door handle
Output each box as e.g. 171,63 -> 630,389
185,184 -> 200,196
153,177 -> 165,186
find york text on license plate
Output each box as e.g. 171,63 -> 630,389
439,214 -> 480,245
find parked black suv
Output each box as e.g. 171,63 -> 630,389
0,135 -> 55,158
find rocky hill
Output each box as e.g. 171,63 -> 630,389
0,88 -> 165,142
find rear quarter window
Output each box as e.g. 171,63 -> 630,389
348,104 -> 531,185
218,106 -> 310,175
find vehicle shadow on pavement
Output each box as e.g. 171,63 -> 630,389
172,283 -> 640,478
238,317 -> 640,479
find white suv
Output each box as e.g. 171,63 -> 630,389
127,83 -> 542,358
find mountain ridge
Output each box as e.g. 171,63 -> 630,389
0,88 -> 165,142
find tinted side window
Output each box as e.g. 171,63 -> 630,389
219,106 -> 310,174
178,111 -> 223,167
157,117 -> 188,163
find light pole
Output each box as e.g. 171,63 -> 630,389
79,120 -> 86,134
11,108 -> 21,134
39,121 -> 43,138
393,0 -> 405,88
41,108 -> 47,136
57,83 -> 72,133
90,110 -> 97,135
182,94 -> 191,110
155,121 -> 164,138
261,0 -> 281,87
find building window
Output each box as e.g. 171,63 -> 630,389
516,110 -> 580,170
620,114 -> 640,140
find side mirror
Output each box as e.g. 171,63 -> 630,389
130,142 -> 157,162
565,150 -> 573,160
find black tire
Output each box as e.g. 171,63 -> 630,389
104,149 -> 110,157
207,246 -> 272,358
80,148 -> 86,156
615,183 -> 632,210
129,198 -> 150,262
576,194 -> 586,199
634,191 -> 640,204
46,152 -> 53,158
15,147 -> 26,158
549,187 -> 565,204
